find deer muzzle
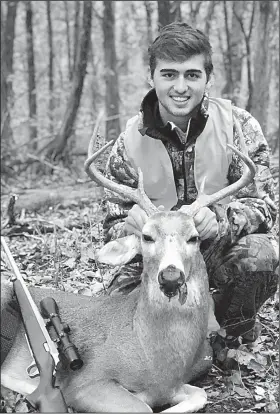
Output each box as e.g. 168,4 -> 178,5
158,265 -> 185,299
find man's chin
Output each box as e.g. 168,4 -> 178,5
169,108 -> 193,118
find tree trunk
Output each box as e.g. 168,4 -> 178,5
189,1 -> 202,25
250,1 -> 272,134
103,1 -> 121,141
73,0 -> 80,74
170,0 -> 181,22
43,0 -> 92,161
220,1 -> 243,104
157,0 -> 172,28
233,2 -> 255,112
144,0 -> 153,46
245,38 -> 253,112
1,0 -> 18,150
64,0 -> 72,80
25,0 -> 37,150
46,1 -> 54,134
221,1 -> 233,98
143,0 -> 154,67
204,1 -> 216,37
230,1 -> 243,105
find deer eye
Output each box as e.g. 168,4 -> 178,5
142,234 -> 154,242
189,236 -> 199,243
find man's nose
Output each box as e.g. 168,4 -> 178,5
173,76 -> 187,94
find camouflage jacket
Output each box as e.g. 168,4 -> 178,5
102,89 -> 277,244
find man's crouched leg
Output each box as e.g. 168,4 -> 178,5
206,233 -> 279,341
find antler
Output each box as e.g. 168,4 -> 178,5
184,116 -> 256,216
86,113 -> 256,218
84,111 -> 159,217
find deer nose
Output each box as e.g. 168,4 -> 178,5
158,265 -> 185,287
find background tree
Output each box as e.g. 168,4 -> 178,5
64,0 -> 72,81
170,0 -> 182,22
233,1 -> 256,112
46,1 -> 54,134
25,0 -> 38,150
250,1 -> 273,135
72,0 -> 80,75
189,1 -> 202,25
103,0 -> 120,141
144,0 -> 154,46
203,1 -> 216,38
157,0 -> 182,30
157,1 -> 172,28
230,1 -> 243,105
1,0 -> 18,151
43,0 -> 92,160
221,1 -> 233,99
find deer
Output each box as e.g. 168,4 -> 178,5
1,119 -> 256,413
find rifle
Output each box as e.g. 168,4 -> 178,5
1,236 -> 69,413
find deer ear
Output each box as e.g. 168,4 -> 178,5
96,235 -> 141,266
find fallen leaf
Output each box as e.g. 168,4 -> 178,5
253,402 -> 267,409
83,270 -> 97,279
247,358 -> 266,374
64,257 -> 76,269
254,394 -> 265,402
228,370 -> 243,385
255,385 -> 266,396
77,287 -> 93,296
265,402 -> 279,412
90,282 -> 105,295
231,386 -> 251,398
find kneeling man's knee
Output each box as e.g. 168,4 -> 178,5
230,233 -> 278,273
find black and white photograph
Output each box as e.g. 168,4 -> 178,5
1,1 -> 279,412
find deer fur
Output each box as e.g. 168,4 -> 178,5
1,211 -> 219,413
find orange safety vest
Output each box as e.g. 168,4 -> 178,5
124,97 -> 234,209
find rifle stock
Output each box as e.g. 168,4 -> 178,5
1,237 -> 68,413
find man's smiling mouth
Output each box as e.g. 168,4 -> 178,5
171,96 -> 190,102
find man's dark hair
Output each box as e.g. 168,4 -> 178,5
148,22 -> 213,81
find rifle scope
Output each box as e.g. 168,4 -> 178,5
40,297 -> 83,371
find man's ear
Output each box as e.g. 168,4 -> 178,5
205,72 -> 214,93
95,235 -> 141,266
147,73 -> 154,88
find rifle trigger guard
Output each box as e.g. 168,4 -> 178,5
26,361 -> 39,378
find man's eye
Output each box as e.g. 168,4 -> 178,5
163,73 -> 175,79
142,234 -> 154,242
187,73 -> 199,80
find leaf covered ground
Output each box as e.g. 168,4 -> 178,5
1,164 -> 279,413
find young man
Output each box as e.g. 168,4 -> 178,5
102,23 -> 278,343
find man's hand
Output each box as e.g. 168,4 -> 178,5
124,205 -> 148,236
193,207 -> 218,240
124,205 -> 165,237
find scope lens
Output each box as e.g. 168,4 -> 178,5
70,359 -> 83,371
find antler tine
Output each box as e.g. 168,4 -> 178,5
84,112 -> 159,217
185,122 -> 256,216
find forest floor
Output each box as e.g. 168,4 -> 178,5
1,157 -> 279,413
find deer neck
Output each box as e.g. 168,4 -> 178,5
134,264 -> 209,351
133,269 -> 209,390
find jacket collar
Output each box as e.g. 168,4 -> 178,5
137,89 -> 209,148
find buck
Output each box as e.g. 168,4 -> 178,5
1,123 -> 256,412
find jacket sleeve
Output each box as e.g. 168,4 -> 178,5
102,132 -> 139,242
212,106 -> 277,244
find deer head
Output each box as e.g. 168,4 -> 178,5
84,114 -> 256,304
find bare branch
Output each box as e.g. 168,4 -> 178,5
248,2 -> 256,39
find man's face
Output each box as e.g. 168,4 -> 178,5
151,55 -> 209,127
